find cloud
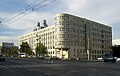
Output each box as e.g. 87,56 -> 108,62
61,0 -> 120,26
23,0 -> 35,4
11,12 -> 54,29
0,12 -> 54,29
61,0 -> 87,10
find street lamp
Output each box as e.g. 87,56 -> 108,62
87,50 -> 89,60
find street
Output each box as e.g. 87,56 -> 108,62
0,57 -> 120,76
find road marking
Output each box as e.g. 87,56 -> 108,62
0,64 -> 65,69
44,72 -> 51,75
0,65 -> 9,68
70,70 -> 79,73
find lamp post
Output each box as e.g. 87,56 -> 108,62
61,47 -> 63,59
87,50 -> 89,60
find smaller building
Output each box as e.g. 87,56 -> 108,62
112,45 -> 120,58
2,42 -> 14,48
0,46 -> 2,54
1,42 -> 18,56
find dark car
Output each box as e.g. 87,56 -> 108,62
103,57 -> 116,63
0,55 -> 5,61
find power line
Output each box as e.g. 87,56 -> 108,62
1,0 -> 46,24
0,0 -> 57,26
2,0 -> 39,21
2,0 -> 57,26
0,0 -> 40,28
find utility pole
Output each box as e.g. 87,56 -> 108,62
87,50 -> 89,60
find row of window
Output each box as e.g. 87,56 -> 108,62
72,36 -> 85,41
55,41 -> 70,46
92,23 -> 111,30
55,34 -> 69,39
55,21 -> 69,26
92,44 -> 111,49
72,42 -> 85,46
93,38 -> 112,44
55,27 -> 69,32
72,28 -> 85,34
73,54 -> 104,58
93,33 -> 112,39
37,32 -> 54,36
55,16 -> 69,20
55,21 -> 85,28
73,49 -> 110,55
20,28 -> 53,39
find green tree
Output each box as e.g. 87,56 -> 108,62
1,46 -> 19,57
19,42 -> 33,56
35,42 -> 47,57
12,47 -> 19,56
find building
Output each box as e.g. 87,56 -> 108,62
19,13 -> 112,59
112,45 -> 120,58
1,42 -> 18,55
0,46 -> 2,54
2,42 -> 14,48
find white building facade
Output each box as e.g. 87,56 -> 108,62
19,13 -> 112,59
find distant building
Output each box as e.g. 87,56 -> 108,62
0,46 -> 2,54
1,42 -> 18,55
19,13 -> 112,59
2,42 -> 14,48
112,45 -> 120,58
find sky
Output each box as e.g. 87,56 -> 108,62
0,0 -> 120,46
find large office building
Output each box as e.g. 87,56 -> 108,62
19,13 -> 112,59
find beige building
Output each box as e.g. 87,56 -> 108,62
19,13 -> 112,59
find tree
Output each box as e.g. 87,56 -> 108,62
19,42 -> 32,56
1,46 -> 19,57
35,42 -> 47,57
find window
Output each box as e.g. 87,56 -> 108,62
77,49 -> 79,54
74,49 -> 75,53
73,29 -> 75,32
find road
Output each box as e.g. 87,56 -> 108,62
0,57 -> 120,76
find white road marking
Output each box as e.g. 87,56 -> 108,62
0,65 -> 9,68
44,72 -> 51,75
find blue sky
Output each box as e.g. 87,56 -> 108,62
0,0 -> 120,45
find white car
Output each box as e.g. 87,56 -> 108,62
19,53 -> 26,58
97,57 -> 103,61
117,58 -> 120,61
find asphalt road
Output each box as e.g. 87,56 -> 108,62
0,57 -> 120,76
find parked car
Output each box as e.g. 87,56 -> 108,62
37,56 -> 45,59
97,57 -> 103,61
19,53 -> 26,58
0,55 -> 5,61
103,57 -> 116,63
117,58 -> 120,61
50,56 -> 59,60
45,56 -> 51,59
